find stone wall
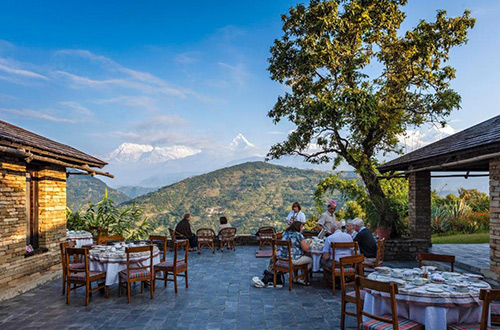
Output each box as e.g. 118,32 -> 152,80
489,159 -> 500,279
0,156 -> 66,300
408,171 -> 431,242
384,238 -> 429,261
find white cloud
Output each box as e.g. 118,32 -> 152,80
398,124 -> 458,152
0,58 -> 48,81
60,101 -> 94,116
0,107 -> 77,123
175,52 -> 199,64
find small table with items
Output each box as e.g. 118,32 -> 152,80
66,230 -> 94,248
89,243 -> 160,286
364,267 -> 490,329
309,238 -> 324,272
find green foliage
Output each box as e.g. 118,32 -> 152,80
266,0 -> 475,234
432,232 -> 489,244
66,189 -> 152,240
336,200 -> 366,220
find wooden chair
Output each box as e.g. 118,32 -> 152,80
60,241 -> 83,295
65,247 -> 109,306
417,252 -> 455,271
149,235 -> 168,262
274,232 -> 283,240
323,242 -> 358,295
257,226 -> 276,249
447,289 -> 500,330
218,227 -> 237,252
492,300 -> 500,325
153,240 -> 189,293
118,245 -> 154,303
364,238 -> 385,271
354,275 -> 424,330
339,255 -> 365,330
197,228 -> 216,254
97,235 -> 123,245
272,239 -> 309,291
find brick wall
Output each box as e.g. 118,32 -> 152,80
490,159 -> 500,278
408,171 -> 431,243
0,156 -> 66,297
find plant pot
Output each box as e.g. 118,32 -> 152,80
376,226 -> 392,240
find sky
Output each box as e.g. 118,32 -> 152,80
0,0 -> 499,176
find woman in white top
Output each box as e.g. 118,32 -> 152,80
286,201 -> 306,225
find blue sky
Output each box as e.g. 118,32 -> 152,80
0,0 -> 499,164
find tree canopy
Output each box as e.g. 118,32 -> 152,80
267,0 -> 475,234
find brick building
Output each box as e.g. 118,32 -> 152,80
379,115 -> 500,281
0,120 -> 111,300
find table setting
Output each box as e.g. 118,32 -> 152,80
66,230 -> 93,248
364,266 -> 491,329
308,237 -> 324,272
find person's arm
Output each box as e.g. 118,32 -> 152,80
316,213 -> 325,231
300,237 -> 311,252
299,212 -> 306,223
321,239 -> 330,260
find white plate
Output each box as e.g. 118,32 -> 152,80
472,282 -> 489,288
426,287 -> 444,293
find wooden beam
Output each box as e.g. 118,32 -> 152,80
0,145 -> 114,178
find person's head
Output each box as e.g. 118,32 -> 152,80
346,220 -> 354,233
183,213 -> 191,221
352,218 -> 364,231
292,202 -> 301,212
327,200 -> 337,213
333,220 -> 340,231
340,219 -> 346,230
219,216 -> 228,225
286,220 -> 303,233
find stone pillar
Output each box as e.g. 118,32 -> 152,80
408,171 -> 431,242
489,159 -> 500,277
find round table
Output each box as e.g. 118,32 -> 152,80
89,244 -> 160,286
66,230 -> 93,248
365,269 -> 491,329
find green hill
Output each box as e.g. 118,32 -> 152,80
67,175 -> 131,211
127,161 -> 354,234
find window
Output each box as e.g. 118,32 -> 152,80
26,167 -> 39,250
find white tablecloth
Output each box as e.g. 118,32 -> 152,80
66,231 -> 94,248
89,245 -> 160,285
311,251 -> 323,272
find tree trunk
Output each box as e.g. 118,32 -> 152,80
359,166 -> 400,237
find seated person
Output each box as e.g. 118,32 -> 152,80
175,213 -> 198,250
352,218 -> 377,264
285,202 -> 306,225
346,219 -> 357,238
217,216 -> 232,236
279,221 -> 312,284
320,220 -> 354,269
316,200 -> 336,237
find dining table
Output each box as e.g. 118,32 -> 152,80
66,230 -> 94,248
89,243 -> 161,286
364,267 -> 491,330
309,238 -> 324,272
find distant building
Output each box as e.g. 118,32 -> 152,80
0,120 -> 111,300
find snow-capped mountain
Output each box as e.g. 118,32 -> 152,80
106,143 -> 200,164
229,133 -> 257,150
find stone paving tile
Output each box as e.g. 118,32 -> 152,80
430,243 -> 489,272
0,246 -> 423,329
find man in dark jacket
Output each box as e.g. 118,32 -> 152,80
352,218 -> 377,264
175,213 -> 198,250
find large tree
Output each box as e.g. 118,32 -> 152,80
267,0 -> 475,234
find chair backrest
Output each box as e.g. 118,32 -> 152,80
339,255 -> 365,289
355,275 -> 400,329
65,247 -> 89,278
125,245 -> 154,277
149,235 -> 168,262
375,238 -> 385,267
97,235 -> 124,245
258,226 -> 276,237
60,241 -> 76,268
172,240 -> 189,268
330,241 -> 358,262
272,239 -> 292,269
274,232 -> 283,240
479,289 -> 500,330
196,228 -> 216,239
417,253 -> 455,271
219,227 -> 237,241
168,228 -> 187,243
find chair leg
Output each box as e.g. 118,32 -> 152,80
127,282 -> 131,304
150,279 -> 154,299
85,282 -> 90,306
174,273 -> 178,293
62,273 -> 66,295
289,271 -> 292,291
332,275 -> 336,295
341,298 -> 346,330
66,282 -> 70,305
105,285 -> 109,298
185,271 -> 188,288
141,281 -> 144,294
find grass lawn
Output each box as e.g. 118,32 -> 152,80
432,232 -> 489,244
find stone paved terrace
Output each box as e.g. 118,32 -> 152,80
430,244 -> 489,274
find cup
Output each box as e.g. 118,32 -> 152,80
413,278 -> 424,285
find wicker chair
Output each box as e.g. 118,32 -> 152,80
417,252 -> 455,271
323,242 -> 358,295
339,255 -> 364,330
65,247 -> 109,306
272,239 -> 309,291
355,276 -> 424,330
257,226 -> 276,250
153,240 -> 189,293
197,228 -> 216,254
118,245 -> 154,303
97,235 -> 123,245
447,289 -> 500,330
218,227 -> 237,252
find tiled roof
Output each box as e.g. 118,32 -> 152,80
0,120 -> 107,167
378,115 -> 500,173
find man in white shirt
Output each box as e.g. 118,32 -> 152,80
316,200 -> 336,237
320,220 -> 354,269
